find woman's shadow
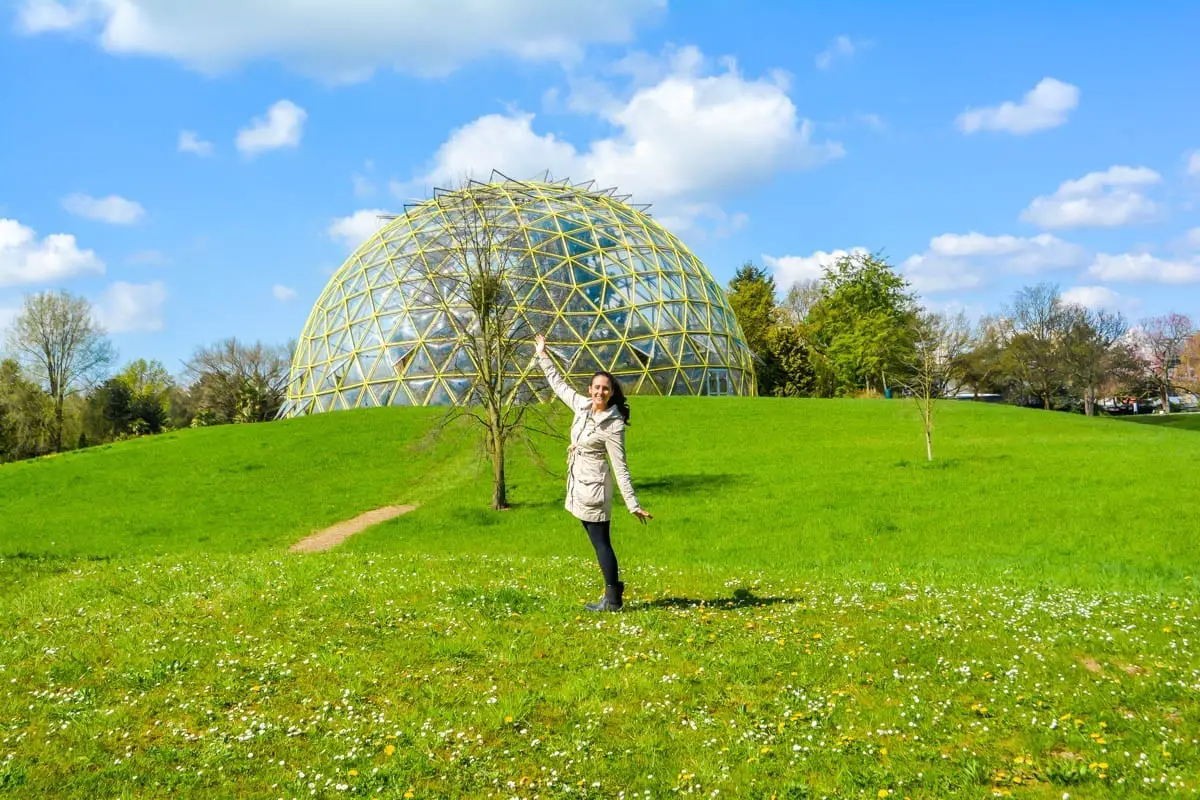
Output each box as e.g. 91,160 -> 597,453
634,586 -> 800,611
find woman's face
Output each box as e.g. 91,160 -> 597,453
589,375 -> 613,407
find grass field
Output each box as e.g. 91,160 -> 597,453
1123,412 -> 1200,433
0,398 -> 1196,798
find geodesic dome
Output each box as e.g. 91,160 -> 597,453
279,175 -> 755,417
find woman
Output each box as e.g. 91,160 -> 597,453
535,334 -> 653,612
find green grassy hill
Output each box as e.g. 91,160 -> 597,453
2,398 -> 1197,590
1,399 -> 1197,799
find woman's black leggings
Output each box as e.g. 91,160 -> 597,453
581,520 -> 620,586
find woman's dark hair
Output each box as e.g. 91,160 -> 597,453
592,371 -> 631,424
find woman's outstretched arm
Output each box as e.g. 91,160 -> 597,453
534,334 -> 586,409
604,423 -> 652,522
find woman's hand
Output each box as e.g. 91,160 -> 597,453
534,334 -> 547,357
633,509 -> 653,524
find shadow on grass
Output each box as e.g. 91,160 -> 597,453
505,473 -> 745,511
634,586 -> 800,611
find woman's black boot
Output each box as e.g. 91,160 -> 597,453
585,581 -> 624,612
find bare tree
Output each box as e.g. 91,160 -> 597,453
958,314 -> 1006,398
183,337 -> 292,423
4,290 -> 115,451
1138,313 -> 1196,414
1000,283 -> 1071,409
418,179 -> 551,510
902,309 -> 971,461
1060,304 -> 1129,416
777,278 -> 824,326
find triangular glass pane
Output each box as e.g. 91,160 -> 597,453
342,358 -> 365,386
405,378 -> 434,404
650,370 -> 675,394
406,346 -> 435,377
572,347 -> 603,375
592,342 -> 620,370
686,304 -> 708,332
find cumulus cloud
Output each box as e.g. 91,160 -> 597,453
328,209 -> 393,249
15,0 -> 664,82
1061,285 -> 1128,311
0,217 -> 105,287
1021,166 -> 1162,229
956,77 -> 1080,135
763,248 -> 869,289
62,193 -> 146,224
901,231 -> 1086,293
236,99 -> 306,157
814,36 -> 859,71
1087,253 -> 1200,285
403,46 -> 843,231
1188,151 -> 1200,177
178,129 -> 214,156
1186,228 -> 1200,249
272,284 -> 297,302
93,280 -> 167,333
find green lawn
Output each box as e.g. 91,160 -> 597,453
0,399 -> 1196,798
1123,412 -> 1200,433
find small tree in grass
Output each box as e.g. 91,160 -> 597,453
413,178 -> 554,511
903,309 -> 971,461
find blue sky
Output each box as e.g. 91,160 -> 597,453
2,1 -> 1199,374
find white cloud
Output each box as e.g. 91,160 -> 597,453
93,280 -> 167,333
1087,253 -> 1200,285
927,232 -> 1086,273
1188,151 -> 1200,177
404,46 -> 842,230
236,99 -> 306,157
763,247 -> 869,288
127,249 -> 168,265
1021,165 -> 1162,229
62,192 -> 146,224
178,129 -> 214,156
328,209 -> 393,249
901,231 -> 1087,294
15,0 -> 88,32
272,284 -> 297,302
956,77 -> 1080,135
1061,285 -> 1127,311
901,252 -> 986,294
0,217 -> 105,287
15,0 -> 664,82
1185,228 -> 1200,249
814,35 -> 857,71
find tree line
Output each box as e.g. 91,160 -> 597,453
3,254 -> 1197,468
1,290 -> 292,464
725,252 -> 1200,420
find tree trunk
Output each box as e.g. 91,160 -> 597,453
1161,379 -> 1171,415
1042,394 -> 1051,411
53,396 -> 64,453
490,422 -> 507,511
924,407 -> 934,462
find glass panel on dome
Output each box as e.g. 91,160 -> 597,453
685,275 -> 705,300
572,347 -> 602,374
425,341 -> 455,369
428,383 -> 452,406
660,273 -> 684,300
550,318 -> 579,343
406,346 -> 435,377
686,304 -> 708,331
371,286 -> 394,310
349,319 -> 373,347
315,394 -> 333,412
447,377 -> 472,401
661,333 -> 685,359
426,311 -> 455,340
602,309 -> 629,334
567,314 -> 595,340
679,337 -> 702,366
633,278 -> 659,305
343,386 -> 362,408
375,312 -> 401,339
406,378 -> 434,404
592,342 -> 620,369
660,302 -> 684,329
387,384 -> 410,406
342,358 -> 365,386
650,370 -> 675,394
683,367 -> 705,391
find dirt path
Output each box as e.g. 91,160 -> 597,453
289,504 -> 418,553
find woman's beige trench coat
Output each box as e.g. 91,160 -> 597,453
538,353 -> 642,523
